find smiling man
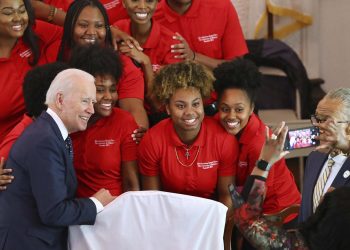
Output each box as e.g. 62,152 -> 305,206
0,69 -> 115,250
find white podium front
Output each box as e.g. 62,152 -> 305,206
69,191 -> 227,250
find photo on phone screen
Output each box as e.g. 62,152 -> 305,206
284,126 -> 320,150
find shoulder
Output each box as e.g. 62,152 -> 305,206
200,0 -> 233,11
113,19 -> 130,33
112,107 -> 135,121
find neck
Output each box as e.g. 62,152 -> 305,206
131,21 -> 152,46
0,37 -> 18,58
174,125 -> 201,145
166,0 -> 192,15
87,114 -> 101,127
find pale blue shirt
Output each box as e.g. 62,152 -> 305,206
321,154 -> 348,195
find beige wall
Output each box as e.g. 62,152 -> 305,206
318,0 -> 350,91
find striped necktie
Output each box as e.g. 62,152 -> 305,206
65,136 -> 74,160
312,153 -> 336,212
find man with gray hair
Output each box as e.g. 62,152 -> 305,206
300,87 -> 350,222
0,69 -> 115,250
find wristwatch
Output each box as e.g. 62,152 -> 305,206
256,159 -> 272,171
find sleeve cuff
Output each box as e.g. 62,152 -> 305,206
89,197 -> 104,213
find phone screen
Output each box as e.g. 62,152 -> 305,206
284,126 -> 320,150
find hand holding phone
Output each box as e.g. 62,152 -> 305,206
283,126 -> 320,151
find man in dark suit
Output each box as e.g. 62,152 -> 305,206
0,69 -> 114,250
300,87 -> 350,222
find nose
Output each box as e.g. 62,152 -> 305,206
12,12 -> 21,21
86,25 -> 96,35
103,90 -> 112,100
184,106 -> 195,117
137,0 -> 146,8
87,101 -> 95,114
227,109 -> 237,119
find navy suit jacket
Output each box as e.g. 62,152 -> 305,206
0,112 -> 96,250
300,150 -> 350,222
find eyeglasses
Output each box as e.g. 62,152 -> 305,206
310,114 -> 350,124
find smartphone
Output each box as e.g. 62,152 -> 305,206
284,126 -> 320,150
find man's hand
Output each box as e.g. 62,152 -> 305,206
314,119 -> 350,154
0,157 -> 14,191
93,188 -> 115,206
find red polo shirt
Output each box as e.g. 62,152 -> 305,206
43,0 -> 73,11
139,117 -> 238,199
114,18 -> 180,71
154,0 -> 247,60
0,21 -> 61,142
0,114 -> 33,160
100,0 -> 129,24
72,108 -> 138,197
236,113 -> 301,219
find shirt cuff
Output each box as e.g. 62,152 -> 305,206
89,197 -> 104,213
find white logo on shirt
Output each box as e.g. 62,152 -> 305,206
152,64 -> 161,72
197,161 -> 219,169
95,139 -> 115,147
104,0 -> 120,10
198,34 -> 218,43
19,49 -> 32,58
238,161 -> 248,168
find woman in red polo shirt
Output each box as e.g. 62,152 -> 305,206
70,45 -> 140,197
213,58 -> 301,243
0,0 -> 61,142
138,61 -> 239,244
114,0 -> 180,111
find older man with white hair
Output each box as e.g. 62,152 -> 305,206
0,69 -> 115,250
300,87 -> 350,222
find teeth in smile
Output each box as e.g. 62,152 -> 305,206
12,25 -> 22,31
227,121 -> 239,128
80,116 -> 89,121
101,103 -> 112,109
84,38 -> 96,44
184,119 -> 196,125
135,13 -> 148,19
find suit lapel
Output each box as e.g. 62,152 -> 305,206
331,157 -> 350,188
40,112 -> 78,194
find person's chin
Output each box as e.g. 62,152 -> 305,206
96,109 -> 112,118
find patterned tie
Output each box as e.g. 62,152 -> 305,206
312,153 -> 336,212
65,136 -> 74,160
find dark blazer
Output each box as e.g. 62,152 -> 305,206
0,112 -> 96,250
299,150 -> 350,222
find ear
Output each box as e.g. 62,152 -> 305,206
249,103 -> 255,115
55,93 -> 64,110
165,103 -> 170,115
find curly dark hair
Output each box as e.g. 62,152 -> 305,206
23,62 -> 69,117
69,45 -> 123,83
213,58 -> 262,105
56,0 -> 112,62
153,61 -> 213,104
299,186 -> 350,250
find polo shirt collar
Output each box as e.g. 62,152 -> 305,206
143,19 -> 161,49
161,0 -> 200,23
239,113 -> 261,145
168,117 -> 206,147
